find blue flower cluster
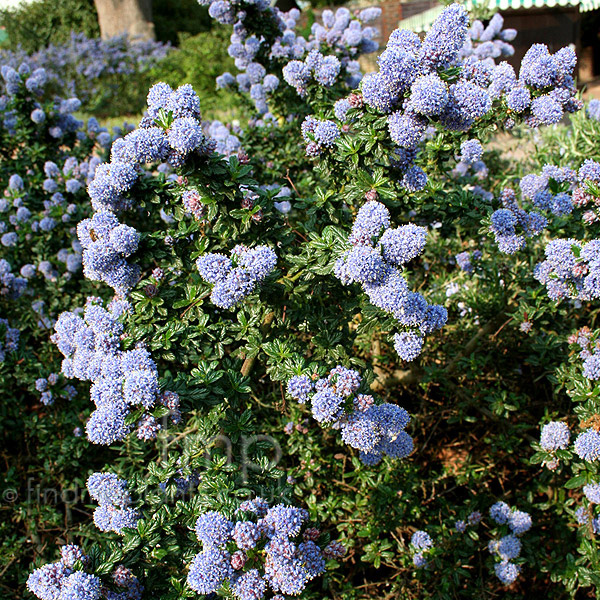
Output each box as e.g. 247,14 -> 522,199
0,70 -> 135,296
410,530 -> 433,568
287,365 -> 413,465
0,259 -> 27,299
301,115 -> 340,156
207,120 -> 243,158
187,498 -> 345,598
521,159 -> 600,292
52,297 -> 180,444
34,372 -> 76,406
489,188 -> 547,254
583,481 -> 600,504
455,250 -> 481,274
356,4 -> 509,191
1,64 -> 83,139
1,63 -> 48,96
27,545 -> 143,600
568,327 -> 600,381
354,5 -> 578,185
283,49 -> 341,96
517,163 -> 576,222
196,244 -> 277,309
514,43 -> 581,125
2,151 -> 109,279
87,472 -> 140,535
362,6 -> 478,118
488,501 -> 531,585
334,201 -> 447,361
534,238 -> 600,302
539,421 -> 570,451
214,6 -> 300,115
587,98 -> 600,122
568,159 -> 600,225
458,13 -> 516,63
0,316 -> 19,362
574,429 -> 600,462
27,546 -> 101,600
455,510 -> 482,533
212,3 -> 376,115
88,82 -> 209,213
575,505 -> 600,534
310,7 -> 380,58
459,139 -> 483,165
78,210 -> 140,296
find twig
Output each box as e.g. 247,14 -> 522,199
284,168 -> 299,195
240,312 -> 275,377
180,293 -> 210,318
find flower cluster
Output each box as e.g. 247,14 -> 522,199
575,505 -> 600,534
0,316 -> 19,362
575,473 -> 600,534
1,64 -> 83,139
455,249 -> 481,274
27,546 -> 101,600
458,13 -> 516,63
196,244 -> 277,309
455,510 -> 483,533
34,372 -> 76,406
0,259 -> 27,299
283,49 -> 341,96
360,3 -> 499,160
87,472 -> 140,535
567,159 -> 600,225
78,210 -> 140,296
310,7 -> 380,58
88,81 -> 212,213
351,4 -> 511,188
534,237 -> 600,302
539,421 -> 570,456
587,98 -> 600,122
52,297 -> 180,444
27,544 -> 143,600
206,120 -> 243,158
574,429 -> 600,462
353,5 -> 578,182
519,164 -> 576,214
488,501 -> 531,585
567,327 -> 600,381
287,365 -> 413,465
452,155 -> 488,181
511,43 -> 581,125
214,4 -> 378,113
334,201 -> 447,360
0,65 -> 124,300
489,188 -> 547,254
187,498 -> 345,598
301,115 -> 340,156
410,530 -> 433,569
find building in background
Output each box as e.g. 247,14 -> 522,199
397,0 -> 600,82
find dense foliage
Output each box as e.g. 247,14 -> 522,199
3,2 -> 600,599
0,0 -> 100,53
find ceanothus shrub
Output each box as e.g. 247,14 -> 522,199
14,3 -> 600,599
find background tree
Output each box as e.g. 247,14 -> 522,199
93,0 -> 154,39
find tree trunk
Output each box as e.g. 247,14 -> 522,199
93,0 -> 155,40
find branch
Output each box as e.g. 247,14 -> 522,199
240,311 -> 275,377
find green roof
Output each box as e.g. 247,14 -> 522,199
399,0 -> 600,33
